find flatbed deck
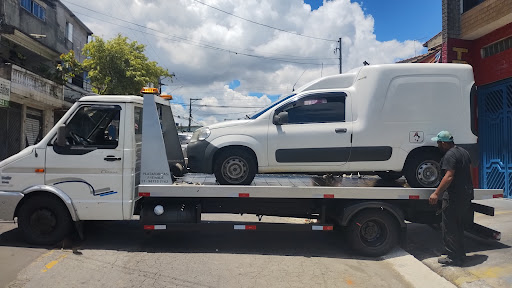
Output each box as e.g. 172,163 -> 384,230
140,174 -> 501,200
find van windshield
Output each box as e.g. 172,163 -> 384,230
249,94 -> 296,119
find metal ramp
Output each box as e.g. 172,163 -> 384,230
479,78 -> 512,198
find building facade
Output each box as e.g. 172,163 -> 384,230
444,0 -> 512,197
0,0 -> 92,161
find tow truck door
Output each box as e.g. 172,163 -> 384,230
45,103 -> 126,220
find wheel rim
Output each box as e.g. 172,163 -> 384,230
222,156 -> 249,184
359,219 -> 387,248
416,160 -> 441,187
29,208 -> 57,236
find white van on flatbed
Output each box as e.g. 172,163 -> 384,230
187,63 -> 478,187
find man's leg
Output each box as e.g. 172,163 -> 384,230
454,204 -> 469,261
440,199 -> 463,265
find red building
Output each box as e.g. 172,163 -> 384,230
404,0 -> 512,196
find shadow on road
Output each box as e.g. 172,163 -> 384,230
0,221 -> 373,260
404,223 -> 510,265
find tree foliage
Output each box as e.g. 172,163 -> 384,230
61,34 -> 173,95
57,50 -> 82,81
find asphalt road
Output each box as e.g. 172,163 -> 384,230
2,174 -> 510,288
1,216 -> 416,288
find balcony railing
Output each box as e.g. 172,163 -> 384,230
10,64 -> 64,101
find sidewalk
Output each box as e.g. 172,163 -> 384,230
406,198 -> 512,287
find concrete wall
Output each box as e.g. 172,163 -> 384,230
442,0 -> 462,42
1,0 -> 90,60
55,2 -> 90,62
2,0 -> 60,54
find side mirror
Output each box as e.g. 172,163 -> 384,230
55,124 -> 67,146
272,111 -> 288,125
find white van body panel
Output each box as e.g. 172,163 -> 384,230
188,63 -> 477,179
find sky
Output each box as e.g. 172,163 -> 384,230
64,0 -> 441,127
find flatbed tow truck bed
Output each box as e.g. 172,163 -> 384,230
136,92 -> 502,256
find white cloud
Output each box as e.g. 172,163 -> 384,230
68,0 -> 424,126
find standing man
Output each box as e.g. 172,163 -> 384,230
429,131 -> 474,266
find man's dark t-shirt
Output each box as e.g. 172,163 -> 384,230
440,146 -> 474,202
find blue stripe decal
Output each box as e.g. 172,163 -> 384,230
98,191 -> 118,197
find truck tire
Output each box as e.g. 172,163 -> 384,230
376,171 -> 402,181
404,152 -> 442,188
18,195 -> 73,245
214,148 -> 256,185
347,209 -> 399,257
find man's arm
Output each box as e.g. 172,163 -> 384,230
429,170 -> 455,205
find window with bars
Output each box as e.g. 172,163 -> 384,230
481,36 -> 512,59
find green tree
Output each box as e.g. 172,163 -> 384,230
76,34 -> 172,95
57,50 -> 82,82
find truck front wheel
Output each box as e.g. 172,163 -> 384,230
347,209 -> 399,257
214,148 -> 257,185
18,195 -> 73,245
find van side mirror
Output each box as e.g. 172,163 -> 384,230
273,111 -> 288,125
55,124 -> 67,146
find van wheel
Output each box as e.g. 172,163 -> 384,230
404,152 -> 442,188
347,209 -> 399,257
376,171 -> 402,181
18,195 -> 73,245
214,148 -> 256,185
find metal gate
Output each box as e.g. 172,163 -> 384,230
478,78 -> 512,198
0,102 -> 22,161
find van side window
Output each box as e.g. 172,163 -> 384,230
277,92 -> 346,124
57,105 -> 122,149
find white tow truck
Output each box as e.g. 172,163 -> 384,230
0,88 -> 503,256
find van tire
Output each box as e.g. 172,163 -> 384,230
214,148 -> 256,185
346,209 -> 399,257
18,195 -> 73,245
404,152 -> 442,188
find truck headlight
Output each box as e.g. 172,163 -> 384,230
190,127 -> 211,142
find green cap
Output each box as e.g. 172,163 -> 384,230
431,130 -> 454,142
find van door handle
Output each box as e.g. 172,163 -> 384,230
104,156 -> 122,161
335,128 -> 347,133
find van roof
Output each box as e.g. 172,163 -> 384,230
296,63 -> 473,93
79,95 -> 170,106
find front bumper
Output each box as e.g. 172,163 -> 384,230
186,140 -> 218,174
0,191 -> 23,220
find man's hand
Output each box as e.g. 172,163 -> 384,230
429,192 -> 439,205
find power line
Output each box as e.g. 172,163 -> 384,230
64,1 -> 338,66
192,0 -> 337,43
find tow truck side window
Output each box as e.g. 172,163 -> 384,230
54,105 -> 121,152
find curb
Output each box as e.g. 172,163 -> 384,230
382,248 -> 456,288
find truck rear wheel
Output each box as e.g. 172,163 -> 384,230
404,152 -> 442,188
347,209 -> 399,257
18,195 -> 73,245
214,148 -> 256,185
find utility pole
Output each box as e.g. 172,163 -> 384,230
188,98 -> 200,132
337,38 -> 342,74
334,38 -> 342,74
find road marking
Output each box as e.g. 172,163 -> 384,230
454,264 -> 512,286
41,254 -> 68,272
